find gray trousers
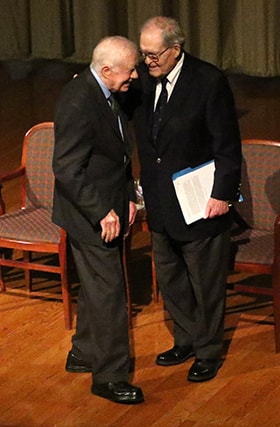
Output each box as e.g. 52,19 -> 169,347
152,229 -> 230,359
69,236 -> 130,384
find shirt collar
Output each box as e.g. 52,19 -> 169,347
90,65 -> 111,99
165,51 -> 184,85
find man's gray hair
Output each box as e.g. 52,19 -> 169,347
91,36 -> 138,73
140,16 -> 185,47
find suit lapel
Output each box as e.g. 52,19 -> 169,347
85,69 -> 125,142
142,84 -> 157,144
119,110 -> 134,158
161,54 -> 195,126
155,54 -> 196,153
141,55 -> 196,151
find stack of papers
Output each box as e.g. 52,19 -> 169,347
172,160 -> 215,225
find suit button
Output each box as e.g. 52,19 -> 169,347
156,157 -> 161,163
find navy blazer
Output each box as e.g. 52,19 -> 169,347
130,53 -> 242,241
52,68 -> 135,244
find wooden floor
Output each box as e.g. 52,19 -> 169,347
1,59 -> 280,427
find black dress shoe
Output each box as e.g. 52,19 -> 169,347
65,351 -> 92,373
156,345 -> 194,366
91,381 -> 144,404
188,358 -> 223,382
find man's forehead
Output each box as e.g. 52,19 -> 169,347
140,29 -> 163,49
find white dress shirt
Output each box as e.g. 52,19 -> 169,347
154,52 -> 185,110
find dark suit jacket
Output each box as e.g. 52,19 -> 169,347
129,53 -> 241,240
52,68 -> 136,245
129,53 -> 242,241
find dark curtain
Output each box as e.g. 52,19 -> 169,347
0,0 -> 279,76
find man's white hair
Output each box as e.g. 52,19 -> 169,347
91,36 -> 137,73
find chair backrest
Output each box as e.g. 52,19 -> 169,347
21,122 -> 55,210
235,139 -> 280,230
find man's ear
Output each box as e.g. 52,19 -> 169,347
101,65 -> 111,80
174,44 -> 182,60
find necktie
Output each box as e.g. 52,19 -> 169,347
108,94 -> 124,140
108,94 -> 120,118
152,77 -> 168,142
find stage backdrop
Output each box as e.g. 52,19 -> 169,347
0,0 -> 279,76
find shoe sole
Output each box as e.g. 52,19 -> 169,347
66,365 -> 92,373
187,360 -> 223,382
156,352 -> 194,366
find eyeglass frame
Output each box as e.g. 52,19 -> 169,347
139,46 -> 170,62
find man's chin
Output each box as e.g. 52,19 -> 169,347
148,68 -> 161,78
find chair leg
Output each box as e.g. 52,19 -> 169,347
123,235 -> 133,328
0,249 -> 12,291
140,218 -> 159,302
59,249 -> 72,330
61,272 -> 72,330
23,251 -> 32,292
0,264 -> 6,291
151,250 -> 158,303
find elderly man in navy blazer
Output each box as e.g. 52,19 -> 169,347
129,16 -> 242,382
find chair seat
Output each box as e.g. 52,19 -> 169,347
231,227 -> 273,265
0,207 -> 61,244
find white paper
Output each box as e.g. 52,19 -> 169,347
172,160 -> 215,224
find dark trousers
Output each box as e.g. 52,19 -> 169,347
152,229 -> 230,359
69,236 -> 130,384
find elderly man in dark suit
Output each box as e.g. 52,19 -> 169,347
52,36 -> 144,404
130,16 -> 242,382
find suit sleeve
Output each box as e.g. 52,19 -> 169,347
206,73 -> 242,202
53,87 -> 109,226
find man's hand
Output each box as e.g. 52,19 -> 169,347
100,209 -> 120,242
204,197 -> 229,219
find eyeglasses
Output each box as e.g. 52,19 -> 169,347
139,47 -> 170,62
